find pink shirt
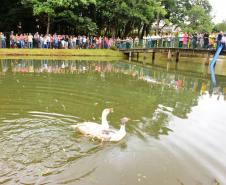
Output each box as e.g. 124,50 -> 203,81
183,34 -> 188,44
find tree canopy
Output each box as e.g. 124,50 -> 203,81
0,0 -> 215,36
213,20 -> 226,32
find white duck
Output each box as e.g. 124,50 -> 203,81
72,108 -> 113,136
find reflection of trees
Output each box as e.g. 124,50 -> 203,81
2,58 -> 226,101
144,117 -> 172,139
224,87 -> 226,101
1,59 -> 226,138
2,59 -> 226,94
133,109 -> 173,140
0,60 -> 9,74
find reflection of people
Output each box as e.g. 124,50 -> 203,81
214,87 -> 222,101
193,81 -> 198,92
200,81 -> 207,95
175,80 -> 183,89
224,87 -> 226,101
216,88 -> 220,101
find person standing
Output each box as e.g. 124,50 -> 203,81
183,32 -> 188,48
191,33 -> 197,49
178,32 -> 184,48
34,32 -> 40,48
98,36 -> 102,49
216,31 -> 223,49
19,34 -> 25,48
53,33 -> 58,49
208,32 -> 215,49
1,32 -> 6,48
147,34 -> 152,48
203,32 -> 209,49
10,31 -> 15,48
197,33 -> 204,48
28,33 -> 33,48
104,36 -> 109,49
221,33 -> 226,50
82,36 -> 87,49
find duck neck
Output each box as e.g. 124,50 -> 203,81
101,112 -> 108,129
119,124 -> 126,133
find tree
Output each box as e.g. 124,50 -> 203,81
21,0 -> 97,34
95,0 -> 164,37
213,20 -> 226,32
0,0 -> 34,33
158,0 -> 213,33
182,5 -> 213,33
0,0 -> 213,35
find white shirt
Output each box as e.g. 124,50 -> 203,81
221,36 -> 226,43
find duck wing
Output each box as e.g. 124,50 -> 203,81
101,129 -> 116,135
72,122 -> 103,135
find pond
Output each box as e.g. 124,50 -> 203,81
0,59 -> 226,185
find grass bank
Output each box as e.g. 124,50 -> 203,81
0,49 -> 125,60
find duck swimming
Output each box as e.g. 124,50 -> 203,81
71,108 -> 113,136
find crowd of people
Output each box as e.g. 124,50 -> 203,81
0,32 -> 116,49
0,31 -> 226,49
126,32 -> 226,49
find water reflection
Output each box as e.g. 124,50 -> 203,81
1,59 -> 226,95
1,59 -> 226,122
1,59 -> 226,184
1,59 -> 226,120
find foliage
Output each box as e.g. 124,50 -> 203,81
0,0 -> 214,36
0,0 -> 34,32
21,0 -> 97,34
213,20 -> 226,32
95,0 -> 163,37
183,5 -> 213,33
160,0 -> 213,33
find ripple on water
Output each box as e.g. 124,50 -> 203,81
0,112 -> 102,184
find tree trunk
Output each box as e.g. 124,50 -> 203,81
111,24 -> 116,38
124,21 -> 134,37
138,24 -> 141,38
146,25 -> 150,35
156,11 -> 160,34
46,15 -> 50,34
141,24 -> 147,38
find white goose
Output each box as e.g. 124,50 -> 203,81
71,108 -> 113,136
97,117 -> 130,142
74,117 -> 129,142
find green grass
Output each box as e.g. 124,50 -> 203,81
0,48 -> 125,58
0,55 -> 126,61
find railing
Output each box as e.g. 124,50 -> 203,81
115,38 -> 216,50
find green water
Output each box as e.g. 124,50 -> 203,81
0,59 -> 226,185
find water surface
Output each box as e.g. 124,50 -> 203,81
0,59 -> 226,185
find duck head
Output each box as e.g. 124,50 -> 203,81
120,117 -> 130,125
102,108 -> 113,115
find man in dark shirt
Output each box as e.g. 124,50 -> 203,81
204,32 -> 209,49
217,31 -> 223,48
